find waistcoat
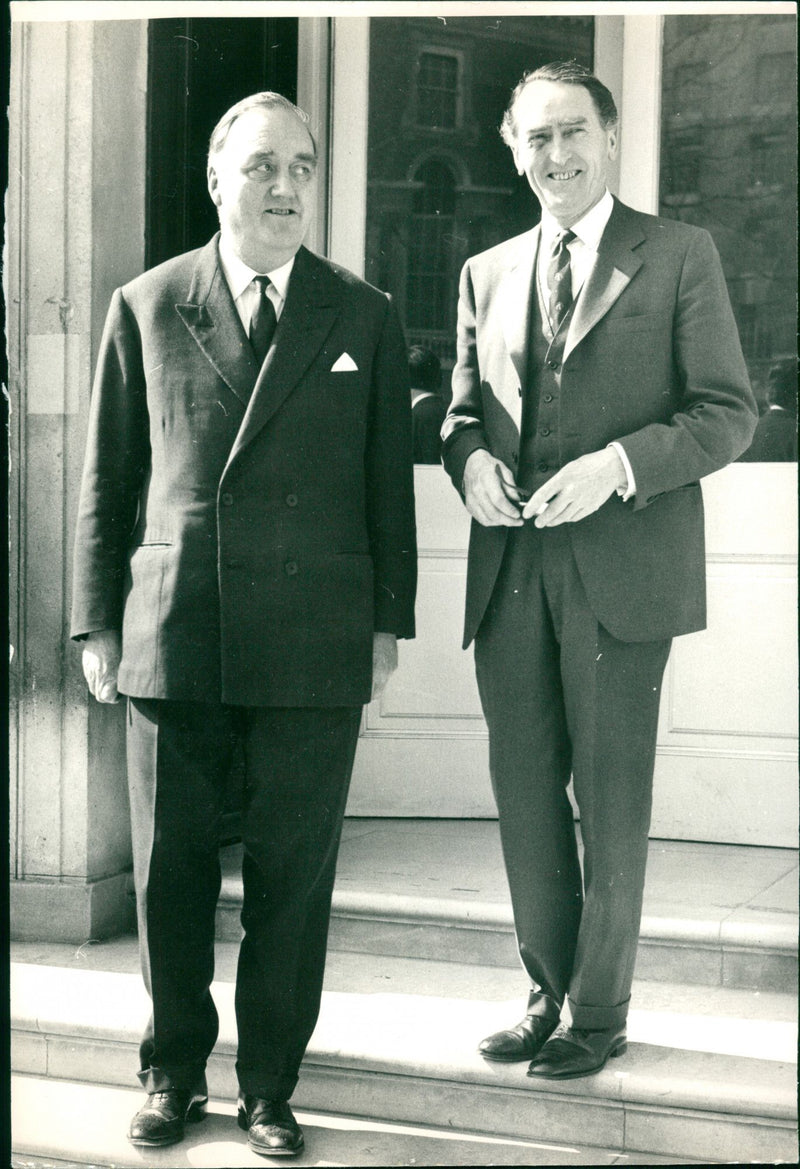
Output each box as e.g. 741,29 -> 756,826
517,275 -> 575,496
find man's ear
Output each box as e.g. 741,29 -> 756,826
607,123 -> 619,162
207,165 -> 222,207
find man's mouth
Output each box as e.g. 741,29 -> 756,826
265,208 -> 296,216
548,170 -> 581,182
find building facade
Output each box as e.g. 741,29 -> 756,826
8,8 -> 798,942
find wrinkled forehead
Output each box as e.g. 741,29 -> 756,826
513,80 -> 602,131
218,105 -> 316,163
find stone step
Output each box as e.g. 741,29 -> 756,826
216,823 -> 799,993
10,1075 -> 697,1167
11,941 -> 798,1164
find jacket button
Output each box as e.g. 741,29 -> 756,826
540,427 -> 550,437
285,561 -> 298,576
538,462 -> 549,473
286,494 -> 298,507
543,394 -> 554,403
547,360 -> 559,370
221,492 -> 233,506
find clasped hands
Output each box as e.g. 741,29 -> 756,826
463,447 -> 627,529
82,629 -> 398,703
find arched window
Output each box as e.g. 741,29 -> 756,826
406,160 -> 457,350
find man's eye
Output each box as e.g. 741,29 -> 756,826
291,164 -> 314,181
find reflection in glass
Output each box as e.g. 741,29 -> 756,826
365,14 -> 594,419
659,13 -> 797,461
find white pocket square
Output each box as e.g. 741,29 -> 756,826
331,352 -> 358,372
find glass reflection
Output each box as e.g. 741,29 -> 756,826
365,15 -> 594,459
659,13 -> 797,461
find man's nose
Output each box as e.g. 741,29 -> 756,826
549,135 -> 571,165
268,168 -> 294,197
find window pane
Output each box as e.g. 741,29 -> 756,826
660,13 -> 797,461
365,15 -> 594,380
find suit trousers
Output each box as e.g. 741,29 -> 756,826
126,697 -> 361,1100
474,523 -> 671,1029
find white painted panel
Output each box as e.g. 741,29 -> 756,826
348,463 -> 798,845
667,565 -> 797,739
370,560 -> 482,724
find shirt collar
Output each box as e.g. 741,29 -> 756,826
539,188 -> 614,254
218,234 -> 296,302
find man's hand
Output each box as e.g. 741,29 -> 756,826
463,449 -> 525,527
82,629 -> 122,703
371,632 -> 398,701
522,448 -> 627,527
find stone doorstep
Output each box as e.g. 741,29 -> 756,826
10,1076 -> 704,1168
10,956 -> 798,1164
214,882 -> 799,993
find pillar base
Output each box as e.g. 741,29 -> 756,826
11,872 -> 135,943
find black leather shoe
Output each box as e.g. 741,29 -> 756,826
238,1095 -> 304,1156
478,1013 -> 559,1062
127,1087 -> 207,1147
527,1023 -> 628,1079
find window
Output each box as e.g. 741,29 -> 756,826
416,51 -> 460,130
406,160 -> 456,337
365,15 -> 594,369
749,130 -> 790,190
663,130 -> 702,198
756,51 -> 795,97
660,12 -> 797,444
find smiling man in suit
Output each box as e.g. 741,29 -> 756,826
442,62 -> 756,1081
71,92 -> 416,1156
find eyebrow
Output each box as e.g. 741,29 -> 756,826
244,149 -> 317,165
527,117 -> 589,133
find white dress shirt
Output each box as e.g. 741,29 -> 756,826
537,190 -> 636,499
218,235 -> 295,332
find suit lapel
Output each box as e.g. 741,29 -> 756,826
499,227 -> 539,387
175,236 -> 259,406
225,247 -> 341,466
564,200 -> 645,362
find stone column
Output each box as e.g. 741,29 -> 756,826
9,18 -> 148,941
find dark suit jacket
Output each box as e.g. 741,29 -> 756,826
442,198 -> 757,646
71,238 -> 417,706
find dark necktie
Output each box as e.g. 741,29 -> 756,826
249,276 -> 277,364
546,229 -> 576,335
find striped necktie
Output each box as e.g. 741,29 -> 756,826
546,229 -> 576,335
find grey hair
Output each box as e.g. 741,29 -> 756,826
208,92 -> 317,162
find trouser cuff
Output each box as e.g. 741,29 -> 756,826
237,1069 -> 298,1103
568,996 -> 629,1030
526,990 -> 562,1021
137,1064 -> 208,1094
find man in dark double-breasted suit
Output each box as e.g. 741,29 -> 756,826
442,62 -> 756,1081
71,92 -> 416,1156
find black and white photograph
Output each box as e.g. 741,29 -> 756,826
7,2 -> 798,1165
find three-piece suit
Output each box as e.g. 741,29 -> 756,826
442,197 -> 756,1028
71,237 -> 417,1098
